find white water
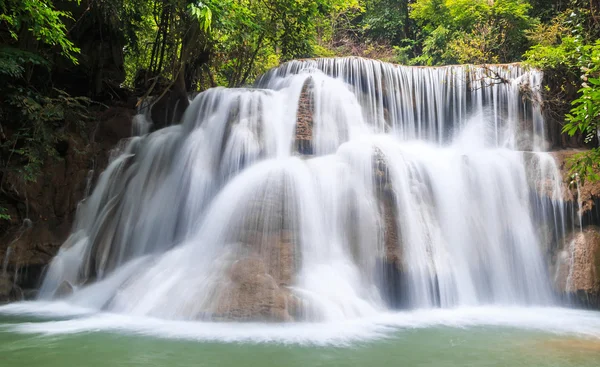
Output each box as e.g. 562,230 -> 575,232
29,58 -> 569,324
2,302 -> 600,345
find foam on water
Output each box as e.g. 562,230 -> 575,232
2,303 -> 600,346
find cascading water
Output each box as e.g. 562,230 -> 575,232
37,57 -> 566,322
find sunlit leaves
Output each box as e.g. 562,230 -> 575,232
410,0 -> 534,65
0,0 -> 81,64
188,2 -> 213,32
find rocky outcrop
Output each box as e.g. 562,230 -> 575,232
554,227 -> 600,308
0,106 -> 135,303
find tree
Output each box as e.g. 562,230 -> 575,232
409,0 -> 534,65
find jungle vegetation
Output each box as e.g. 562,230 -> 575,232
0,0 -> 599,220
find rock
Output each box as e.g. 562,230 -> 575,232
98,107 -> 135,143
295,78 -> 314,155
214,257 -> 295,321
211,178 -> 299,321
373,149 -> 401,267
0,274 -> 23,303
554,227 -> 600,308
524,150 -> 600,229
0,274 -> 12,303
551,150 -> 600,219
22,289 -> 38,300
373,148 -> 407,307
0,106 -> 136,299
54,280 -> 74,298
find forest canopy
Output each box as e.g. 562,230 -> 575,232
0,0 -> 599,208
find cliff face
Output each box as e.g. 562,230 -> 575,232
0,107 -> 134,303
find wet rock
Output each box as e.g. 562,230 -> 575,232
554,227 -> 600,308
238,230 -> 296,286
372,148 -> 406,307
0,275 -> 12,302
55,280 -> 74,298
214,257 -> 295,321
0,274 -> 23,303
22,289 -> 39,300
373,149 -> 401,267
551,150 -> 600,220
525,150 -> 600,216
295,78 -> 314,155
213,182 -> 299,321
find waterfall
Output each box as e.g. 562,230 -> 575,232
38,57 -> 565,321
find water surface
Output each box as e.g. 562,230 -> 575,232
1,304 -> 599,366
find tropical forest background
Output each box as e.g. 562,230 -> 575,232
1,0 -> 600,222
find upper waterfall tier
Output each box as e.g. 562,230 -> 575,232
259,58 -> 545,150
37,58 -> 564,322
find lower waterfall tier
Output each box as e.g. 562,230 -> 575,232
39,133 -> 562,321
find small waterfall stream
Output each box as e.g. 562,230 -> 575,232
38,58 -> 566,322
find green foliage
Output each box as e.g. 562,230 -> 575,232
1,87 -> 91,182
526,8 -> 600,141
410,0 -> 534,65
1,0 -> 599,206
0,207 -> 9,221
0,47 -> 49,78
524,1 -> 600,185
0,0 -> 80,63
567,149 -> 600,187
120,0 -> 364,89
362,0 -> 409,45
565,72 -> 600,140
188,2 -> 213,32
